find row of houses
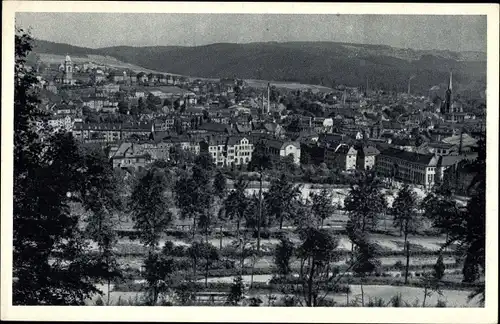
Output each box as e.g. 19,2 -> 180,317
72,122 -> 153,142
109,134 -> 301,170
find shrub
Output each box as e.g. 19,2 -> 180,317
279,295 -> 299,307
390,294 -> 404,307
436,300 -> 447,307
394,260 -> 404,270
253,229 -> 271,239
367,297 -> 386,307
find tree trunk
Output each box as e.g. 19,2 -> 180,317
237,217 -> 241,242
257,170 -> 263,253
422,286 -> 427,307
205,256 -> 209,288
279,213 -> 284,230
360,280 -> 365,306
250,259 -> 255,288
404,239 -> 410,285
346,277 -> 350,306
192,217 -> 196,239
219,225 -> 223,250
107,278 -> 111,305
193,259 -> 197,277
307,258 -> 315,307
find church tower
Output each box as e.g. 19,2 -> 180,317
443,71 -> 452,114
64,55 -> 73,85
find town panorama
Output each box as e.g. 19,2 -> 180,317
12,13 -> 486,309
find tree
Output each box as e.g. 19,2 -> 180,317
391,184 -> 420,283
344,171 -> 387,233
433,254 -> 446,281
274,235 -> 294,277
128,166 -> 174,305
137,97 -> 146,114
13,29 -> 100,305
143,251 -> 175,305
309,189 -> 334,227
265,173 -> 301,229
295,227 -> 341,307
420,256 -> 446,308
244,193 -> 269,231
350,233 -> 380,306
248,140 -> 273,251
80,146 -> 124,305
285,116 -> 301,133
421,186 -> 461,241
226,275 -> 246,306
300,149 -> 311,165
146,93 -> 161,112
174,154 -> 214,238
224,177 -> 249,240
128,167 -> 173,251
187,241 -> 219,286
117,101 -> 129,114
213,170 -> 227,201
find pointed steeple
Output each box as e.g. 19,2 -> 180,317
448,71 -> 453,91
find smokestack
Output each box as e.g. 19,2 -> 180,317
408,75 -> 415,96
267,83 -> 270,114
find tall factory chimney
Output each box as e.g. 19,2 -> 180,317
267,83 -> 271,114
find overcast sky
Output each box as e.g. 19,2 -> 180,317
15,13 -> 486,52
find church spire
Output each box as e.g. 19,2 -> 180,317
448,71 -> 453,91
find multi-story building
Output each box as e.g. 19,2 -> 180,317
121,122 -> 154,141
72,121 -> 153,143
356,145 -> 380,170
72,122 -> 122,143
226,136 -> 254,167
110,142 -> 150,170
324,143 -> 357,171
262,138 -> 301,165
200,135 -> 254,168
375,148 -> 440,189
202,136 -> 227,167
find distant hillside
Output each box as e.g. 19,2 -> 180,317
30,39 -> 486,97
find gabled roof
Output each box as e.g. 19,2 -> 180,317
227,135 -> 251,146
379,148 -> 438,166
358,145 -> 380,156
235,123 -> 252,133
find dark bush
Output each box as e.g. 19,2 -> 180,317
253,229 -> 271,239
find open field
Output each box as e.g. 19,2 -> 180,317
87,283 -> 480,307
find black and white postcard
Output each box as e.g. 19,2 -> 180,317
1,2 -> 498,323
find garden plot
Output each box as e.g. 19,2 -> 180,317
378,255 -> 456,266
343,285 -> 479,307
196,274 -> 273,284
